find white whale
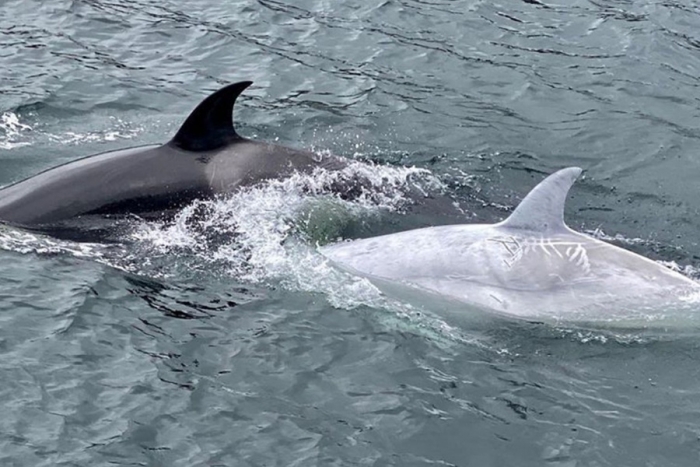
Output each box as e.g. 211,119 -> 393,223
320,167 -> 700,327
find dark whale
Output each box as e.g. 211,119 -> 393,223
0,81 -> 350,239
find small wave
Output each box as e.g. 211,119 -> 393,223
586,227 -> 654,246
1,111 -> 145,151
45,117 -> 144,145
657,261 -> 700,280
0,112 -> 32,150
0,224 -> 107,260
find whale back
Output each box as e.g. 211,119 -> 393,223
320,167 -> 700,324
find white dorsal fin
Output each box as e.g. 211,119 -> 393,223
500,167 -> 582,232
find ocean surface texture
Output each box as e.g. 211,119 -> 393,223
2,0 -> 700,465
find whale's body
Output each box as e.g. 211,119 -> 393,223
321,168 -> 700,326
0,81 -> 345,237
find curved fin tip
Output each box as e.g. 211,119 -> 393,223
501,166 -> 583,232
170,80 -> 254,152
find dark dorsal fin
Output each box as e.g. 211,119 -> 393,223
170,80 -> 253,152
500,167 -> 582,232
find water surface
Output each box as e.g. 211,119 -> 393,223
2,0 -> 700,465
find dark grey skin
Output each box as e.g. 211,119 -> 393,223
0,81 -> 347,238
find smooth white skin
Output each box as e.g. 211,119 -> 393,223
320,168 -> 700,325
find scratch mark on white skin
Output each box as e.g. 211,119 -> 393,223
490,236 -> 591,274
489,236 -> 523,269
540,237 -> 552,257
548,238 -> 564,258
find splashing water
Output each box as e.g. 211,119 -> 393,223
0,155 -> 448,304
44,117 -> 144,146
0,223 -> 115,264
1,111 -> 145,153
131,160 -> 440,290
125,159 -> 482,345
0,112 -> 32,150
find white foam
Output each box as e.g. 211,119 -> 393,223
1,112 -> 145,151
46,117 -> 143,145
0,224 -> 106,260
131,161 -> 441,286
0,112 -> 32,150
122,160 -> 484,344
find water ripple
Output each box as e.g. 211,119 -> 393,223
4,0 -> 700,465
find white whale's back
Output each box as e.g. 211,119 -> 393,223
320,168 -> 700,326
